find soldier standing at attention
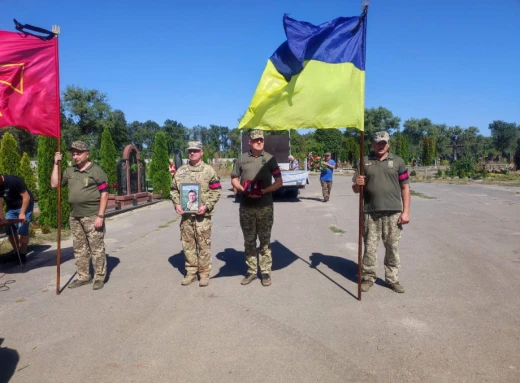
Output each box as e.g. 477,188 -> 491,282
171,141 -> 222,287
51,141 -> 109,290
352,131 -> 411,293
231,130 -> 283,287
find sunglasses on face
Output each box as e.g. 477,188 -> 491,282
251,138 -> 264,143
188,149 -> 201,154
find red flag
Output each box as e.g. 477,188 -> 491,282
0,30 -> 60,137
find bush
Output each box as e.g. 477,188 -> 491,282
0,132 -> 21,175
437,169 -> 443,178
150,132 -> 171,198
99,126 -> 118,194
19,152 -> 37,198
482,169 -> 488,178
153,170 -> 171,198
37,136 -> 71,229
459,169 -> 467,178
41,225 -> 51,234
410,170 -> 417,177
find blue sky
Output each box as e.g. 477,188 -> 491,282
2,0 -> 519,136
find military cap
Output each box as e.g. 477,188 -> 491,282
70,141 -> 89,152
187,141 -> 203,150
373,131 -> 390,143
249,130 -> 264,139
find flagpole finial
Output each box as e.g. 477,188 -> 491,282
52,25 -> 60,35
362,0 -> 370,10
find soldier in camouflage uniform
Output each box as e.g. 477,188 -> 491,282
352,131 -> 411,293
231,130 -> 283,287
51,141 -> 109,290
171,141 -> 222,287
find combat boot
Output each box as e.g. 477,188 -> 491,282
181,274 -> 197,286
199,276 -> 209,287
68,279 -> 93,289
386,282 -> 405,293
241,273 -> 257,285
261,274 -> 271,287
360,280 -> 374,292
93,280 -> 104,290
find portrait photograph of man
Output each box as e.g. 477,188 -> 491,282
181,184 -> 200,212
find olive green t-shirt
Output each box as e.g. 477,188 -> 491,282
353,152 -> 409,213
231,151 -> 281,208
62,163 -> 109,217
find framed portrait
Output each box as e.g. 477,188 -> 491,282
180,183 -> 201,213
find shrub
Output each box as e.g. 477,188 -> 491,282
41,225 -> 51,234
99,126 -> 118,194
437,169 -> 443,178
37,136 -> 71,228
482,169 -> 488,178
410,170 -> 417,177
18,152 -> 37,198
0,132 -> 21,175
459,169 -> 467,179
150,132 -> 171,198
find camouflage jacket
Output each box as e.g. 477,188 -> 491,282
170,162 -> 221,217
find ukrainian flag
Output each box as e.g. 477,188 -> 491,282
239,12 -> 366,131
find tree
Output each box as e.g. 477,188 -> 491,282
99,127 -> 118,194
37,136 -> 70,228
402,118 -> 433,146
0,127 -> 38,158
363,107 -> 401,141
0,132 -> 21,175
163,120 -> 187,155
104,109 -> 129,152
62,86 -> 111,148
150,131 -> 171,198
422,136 -> 436,166
313,129 -> 343,156
393,133 -> 410,164
488,120 -> 518,154
228,128 -> 242,158
344,136 -> 360,164
18,152 -> 37,198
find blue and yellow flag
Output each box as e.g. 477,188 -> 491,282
239,12 -> 366,131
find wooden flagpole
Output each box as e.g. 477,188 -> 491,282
52,24 -> 62,295
357,0 -> 369,301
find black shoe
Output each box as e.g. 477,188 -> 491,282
19,253 -> 27,264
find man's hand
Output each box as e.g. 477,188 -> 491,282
354,176 -> 365,186
197,205 -> 208,215
18,212 -> 26,224
54,152 -> 63,164
94,217 -> 104,230
175,204 -> 184,215
398,212 -> 410,225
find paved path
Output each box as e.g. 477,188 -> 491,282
1,176 -> 519,382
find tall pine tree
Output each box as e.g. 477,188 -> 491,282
18,152 -> 37,198
151,131 -> 171,198
99,126 -> 118,194
0,132 -> 21,175
37,137 -> 70,228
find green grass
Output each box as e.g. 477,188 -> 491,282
329,226 -> 345,234
410,190 -> 436,199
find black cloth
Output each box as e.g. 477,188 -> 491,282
0,175 -> 34,210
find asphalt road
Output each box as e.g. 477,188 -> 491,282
1,175 -> 519,383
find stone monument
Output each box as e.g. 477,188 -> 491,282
114,144 -> 152,209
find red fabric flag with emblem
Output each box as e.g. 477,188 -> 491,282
0,30 -> 60,137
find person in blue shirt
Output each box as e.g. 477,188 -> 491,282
320,152 -> 336,202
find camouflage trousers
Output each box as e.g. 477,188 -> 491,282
362,211 -> 402,284
320,181 -> 333,200
69,216 -> 106,282
180,215 -> 212,277
239,205 -> 274,275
